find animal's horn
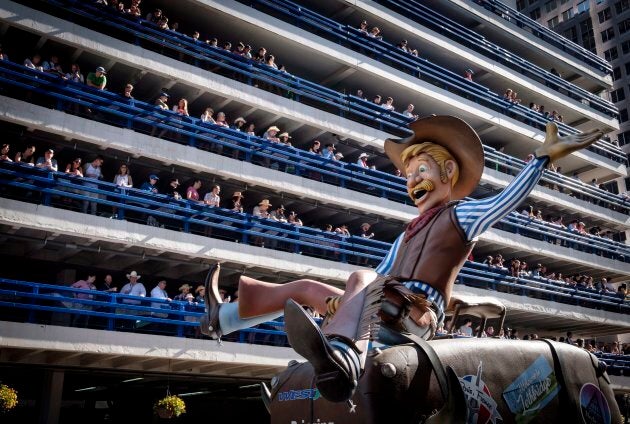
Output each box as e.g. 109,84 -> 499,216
425,366 -> 467,424
260,382 -> 271,414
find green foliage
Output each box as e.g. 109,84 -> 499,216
0,384 -> 18,412
154,394 -> 186,418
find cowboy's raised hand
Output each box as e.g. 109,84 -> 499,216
534,122 -> 605,162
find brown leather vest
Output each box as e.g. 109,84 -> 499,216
389,203 -> 475,302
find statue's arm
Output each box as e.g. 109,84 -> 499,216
456,122 -> 604,242
456,156 -> 548,241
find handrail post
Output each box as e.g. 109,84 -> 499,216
177,302 -> 185,337
28,286 -> 39,323
107,292 -> 116,330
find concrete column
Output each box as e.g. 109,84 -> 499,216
39,370 -> 64,424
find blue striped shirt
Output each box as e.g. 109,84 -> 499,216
375,157 -> 548,275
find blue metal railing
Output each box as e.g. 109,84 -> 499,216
1,162 -> 629,264
470,0 -> 612,74
1,59 -> 628,215
0,277 -> 292,343
0,265 -> 627,347
29,0 -> 627,164
36,0 -> 413,136
373,0 -> 616,116
244,0 -> 624,162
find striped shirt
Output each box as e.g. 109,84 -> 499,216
376,157 -> 548,275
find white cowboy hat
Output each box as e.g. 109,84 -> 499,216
126,271 -> 141,279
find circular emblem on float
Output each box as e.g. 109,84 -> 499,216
580,383 -> 611,424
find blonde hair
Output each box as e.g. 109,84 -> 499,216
401,142 -> 459,187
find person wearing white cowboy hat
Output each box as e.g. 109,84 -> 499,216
120,270 -> 146,301
232,116 -> 247,134
357,152 -> 369,168
253,199 -> 272,218
173,283 -> 192,301
263,126 -> 281,142
201,116 -> 605,403
231,191 -> 245,213
278,132 -> 292,145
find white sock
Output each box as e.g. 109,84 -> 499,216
218,301 -> 283,335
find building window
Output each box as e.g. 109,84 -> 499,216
563,26 -> 578,42
604,46 -> 619,61
581,19 -> 596,52
619,130 -> 630,146
530,7 -> 542,19
625,61 -> 630,75
548,16 -> 559,28
562,8 -> 574,21
517,0 -> 526,10
598,8 -> 612,23
611,87 -> 626,103
620,108 -> 629,123
622,40 -> 630,54
545,0 -> 557,12
601,27 -> 615,42
577,0 -> 589,13
616,0 -> 630,14
613,67 -> 622,81
560,0 -> 569,4
619,18 -> 630,34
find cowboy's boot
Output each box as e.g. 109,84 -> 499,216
284,299 -> 362,403
200,264 -> 284,338
200,264 -> 223,338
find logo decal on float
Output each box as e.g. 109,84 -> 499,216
458,361 -> 503,424
580,383 -> 611,424
278,388 -> 321,401
502,355 -> 559,423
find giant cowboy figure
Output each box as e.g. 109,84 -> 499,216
201,116 -> 604,403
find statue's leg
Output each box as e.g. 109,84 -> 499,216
238,276 -> 344,318
285,270 -> 379,402
201,264 -> 343,338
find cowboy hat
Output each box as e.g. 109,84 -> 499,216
267,126 -> 280,132
234,117 -> 246,124
358,152 -> 369,159
361,222 -> 371,228
384,115 -> 484,200
179,284 -> 191,292
232,191 -> 244,198
279,132 -> 292,138
126,271 -> 141,279
195,284 -> 205,294
258,199 -> 272,206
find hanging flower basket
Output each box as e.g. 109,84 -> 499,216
154,395 -> 186,419
0,384 -> 18,412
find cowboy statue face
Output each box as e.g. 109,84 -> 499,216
386,115 -> 485,216
403,145 -> 458,215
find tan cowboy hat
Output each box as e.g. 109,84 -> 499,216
279,132 -> 291,138
195,284 -> 205,294
234,117 -> 246,124
267,126 -> 280,132
384,115 -> 484,200
361,222 -> 371,228
126,270 -> 141,279
232,191 -> 244,198
258,199 -> 272,206
179,284 -> 191,292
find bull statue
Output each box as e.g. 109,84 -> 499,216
263,296 -> 622,424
